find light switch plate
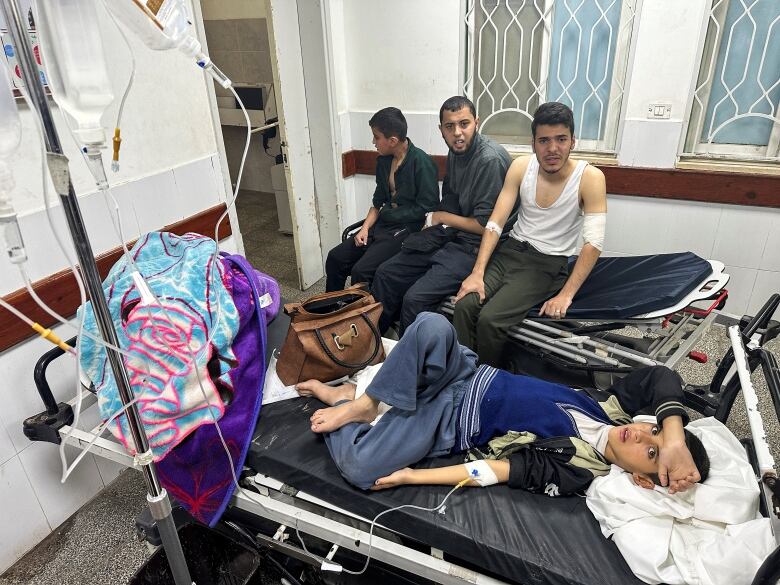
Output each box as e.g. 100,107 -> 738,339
647,103 -> 672,119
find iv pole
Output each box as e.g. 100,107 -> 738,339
0,2 -> 193,583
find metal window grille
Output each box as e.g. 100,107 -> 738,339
683,0 -> 780,163
462,0 -> 638,154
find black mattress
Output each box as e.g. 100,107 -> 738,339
246,396 -> 644,585
529,251 -> 715,319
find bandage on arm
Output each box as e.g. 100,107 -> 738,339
464,460 -> 499,487
582,212 -> 606,251
484,220 -> 503,236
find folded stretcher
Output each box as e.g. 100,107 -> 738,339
24,286 -> 780,585
440,252 -> 731,388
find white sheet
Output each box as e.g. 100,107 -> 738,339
586,417 -> 775,585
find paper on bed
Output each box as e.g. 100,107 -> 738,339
585,417 -> 775,585
262,338 -> 398,407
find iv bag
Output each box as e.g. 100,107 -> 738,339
105,0 -> 201,56
105,0 -> 232,88
36,0 -> 114,146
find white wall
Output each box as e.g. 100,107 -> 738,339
330,0 -> 460,226
0,1 -> 232,572
324,0 -> 780,316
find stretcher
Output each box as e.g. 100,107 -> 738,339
439,252 -> 732,389
23,292 -> 780,585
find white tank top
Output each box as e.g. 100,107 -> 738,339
509,156 -> 587,256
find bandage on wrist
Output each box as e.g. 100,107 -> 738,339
464,460 -> 499,487
582,212 -> 606,251
485,221 -> 502,236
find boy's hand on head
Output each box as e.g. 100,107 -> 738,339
659,440 -> 700,494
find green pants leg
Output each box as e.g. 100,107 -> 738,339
453,241 -> 512,350
453,239 -> 568,367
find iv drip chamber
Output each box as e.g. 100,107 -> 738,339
35,0 -> 115,146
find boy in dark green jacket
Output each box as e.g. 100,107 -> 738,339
325,107 -> 439,291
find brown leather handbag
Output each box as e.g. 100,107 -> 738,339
275,285 -> 385,385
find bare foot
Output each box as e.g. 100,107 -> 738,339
296,380 -> 356,406
310,393 -> 379,433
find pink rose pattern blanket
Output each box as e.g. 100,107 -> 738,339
79,231 -> 279,525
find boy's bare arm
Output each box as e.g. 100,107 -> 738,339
659,415 -> 700,494
355,207 -> 381,246
372,460 -> 510,490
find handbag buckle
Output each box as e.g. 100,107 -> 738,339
332,323 -> 359,350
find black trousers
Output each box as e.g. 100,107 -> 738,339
371,241 -> 477,335
325,224 -> 410,292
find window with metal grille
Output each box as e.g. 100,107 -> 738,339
682,0 -> 780,164
462,0 -> 638,154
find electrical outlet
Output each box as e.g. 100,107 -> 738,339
647,103 -> 672,119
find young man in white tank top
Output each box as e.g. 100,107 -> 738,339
452,102 -> 607,368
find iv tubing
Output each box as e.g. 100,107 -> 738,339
295,481 -> 469,576
101,0 -> 136,170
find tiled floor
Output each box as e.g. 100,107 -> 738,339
1,197 -> 778,584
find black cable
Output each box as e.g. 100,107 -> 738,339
263,553 -> 305,585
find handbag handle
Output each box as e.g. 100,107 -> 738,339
313,313 -> 382,370
284,283 -> 369,316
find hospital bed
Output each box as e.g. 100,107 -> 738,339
23,292 -> 780,585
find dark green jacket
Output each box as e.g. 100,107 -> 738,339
372,139 -> 439,231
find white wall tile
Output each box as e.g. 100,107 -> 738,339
0,320 -> 77,453
405,112 -> 433,154
759,211 -> 780,272
352,176 -> 376,222
4,204 -> 76,289
349,111 -> 374,150
747,270 -> 780,316
660,200 -> 721,258
0,456 -> 51,574
119,171 -> 181,235
0,413 -> 16,466
429,115 -> 450,156
172,157 -> 222,216
712,207 -> 773,269
339,113 -> 352,151
722,265 -> 759,316
603,195 -> 670,255
18,441 -> 104,530
617,119 -> 683,168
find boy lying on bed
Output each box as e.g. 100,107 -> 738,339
296,312 -> 709,495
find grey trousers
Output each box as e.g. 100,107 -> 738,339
323,312 -> 477,489
452,238 -> 568,368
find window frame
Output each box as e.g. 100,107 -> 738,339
459,0 -> 641,157
680,0 -> 780,166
